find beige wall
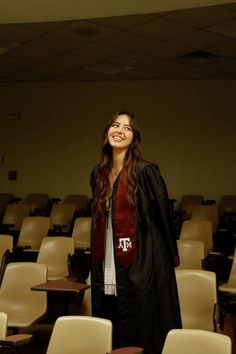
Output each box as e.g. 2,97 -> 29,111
0,79 -> 235,204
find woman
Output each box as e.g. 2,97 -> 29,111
90,111 -> 182,354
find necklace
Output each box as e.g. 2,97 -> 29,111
112,166 -> 122,177
112,167 -> 118,177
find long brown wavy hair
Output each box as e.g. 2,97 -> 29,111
93,111 -> 142,223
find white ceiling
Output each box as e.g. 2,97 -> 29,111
0,2 -> 236,82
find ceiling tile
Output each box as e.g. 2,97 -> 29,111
55,68 -> 115,81
209,40 -> 236,57
172,29 -> 232,49
129,17 -> 195,40
48,53 -> 98,68
164,6 -> 235,28
223,3 -> 236,11
28,32 -> 87,52
109,52 -> 161,66
6,44 -> 59,62
0,4 -> 236,82
19,21 -> 68,32
26,62 -> 75,76
203,58 -> 236,72
9,71 -> 55,82
83,61 -> 132,75
98,31 -> 157,51
90,13 -> 157,29
0,55 -> 36,70
116,63 -> 166,80
152,60 -> 218,79
207,18 -> 236,39
0,23 -> 43,42
216,72 -> 236,79
53,19 -> 119,41
0,39 -> 19,55
136,41 -> 194,59
72,43 -> 125,59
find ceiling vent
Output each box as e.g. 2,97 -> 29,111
177,50 -> 221,64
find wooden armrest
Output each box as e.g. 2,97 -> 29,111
0,334 -> 33,347
108,347 -> 144,354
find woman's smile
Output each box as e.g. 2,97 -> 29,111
108,114 -> 133,150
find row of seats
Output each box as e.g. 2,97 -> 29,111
0,261 -> 232,353
176,216 -> 236,349
0,308 -> 231,354
177,220 -> 236,294
178,219 -> 233,281
175,194 -> 236,216
0,203 -> 92,247
0,193 -> 91,222
0,194 -> 235,353
0,236 -> 74,281
0,229 -> 234,352
0,310 -> 144,354
44,315 -> 233,354
176,202 -> 233,232
174,195 -> 236,232
0,242 -> 91,326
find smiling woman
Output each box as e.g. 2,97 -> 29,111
108,115 -> 134,153
90,111 -> 182,354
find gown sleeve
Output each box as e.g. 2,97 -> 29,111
140,162 -> 179,267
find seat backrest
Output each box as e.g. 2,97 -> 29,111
0,311 -> 8,338
191,204 -> 218,234
0,235 -> 13,260
218,195 -> 236,214
175,269 -> 217,331
0,262 -> 47,328
72,217 -> 91,249
78,272 -> 91,316
180,220 -> 212,257
177,240 -> 204,270
64,195 -> 88,211
37,237 -> 75,280
162,329 -> 231,354
2,204 -> 30,230
24,193 -> 49,214
179,195 -> 204,220
224,246 -> 236,288
0,194 -> 13,219
17,216 -> 50,249
0,249 -> 13,286
49,203 -> 77,232
46,315 -> 112,354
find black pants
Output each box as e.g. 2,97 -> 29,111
100,293 -> 121,349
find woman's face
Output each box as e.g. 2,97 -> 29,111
107,114 -> 134,152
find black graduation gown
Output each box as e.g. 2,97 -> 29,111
90,160 -> 182,354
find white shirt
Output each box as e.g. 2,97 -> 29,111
104,197 -> 117,295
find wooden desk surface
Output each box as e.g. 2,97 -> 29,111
31,277 -> 90,293
109,348 -> 143,354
